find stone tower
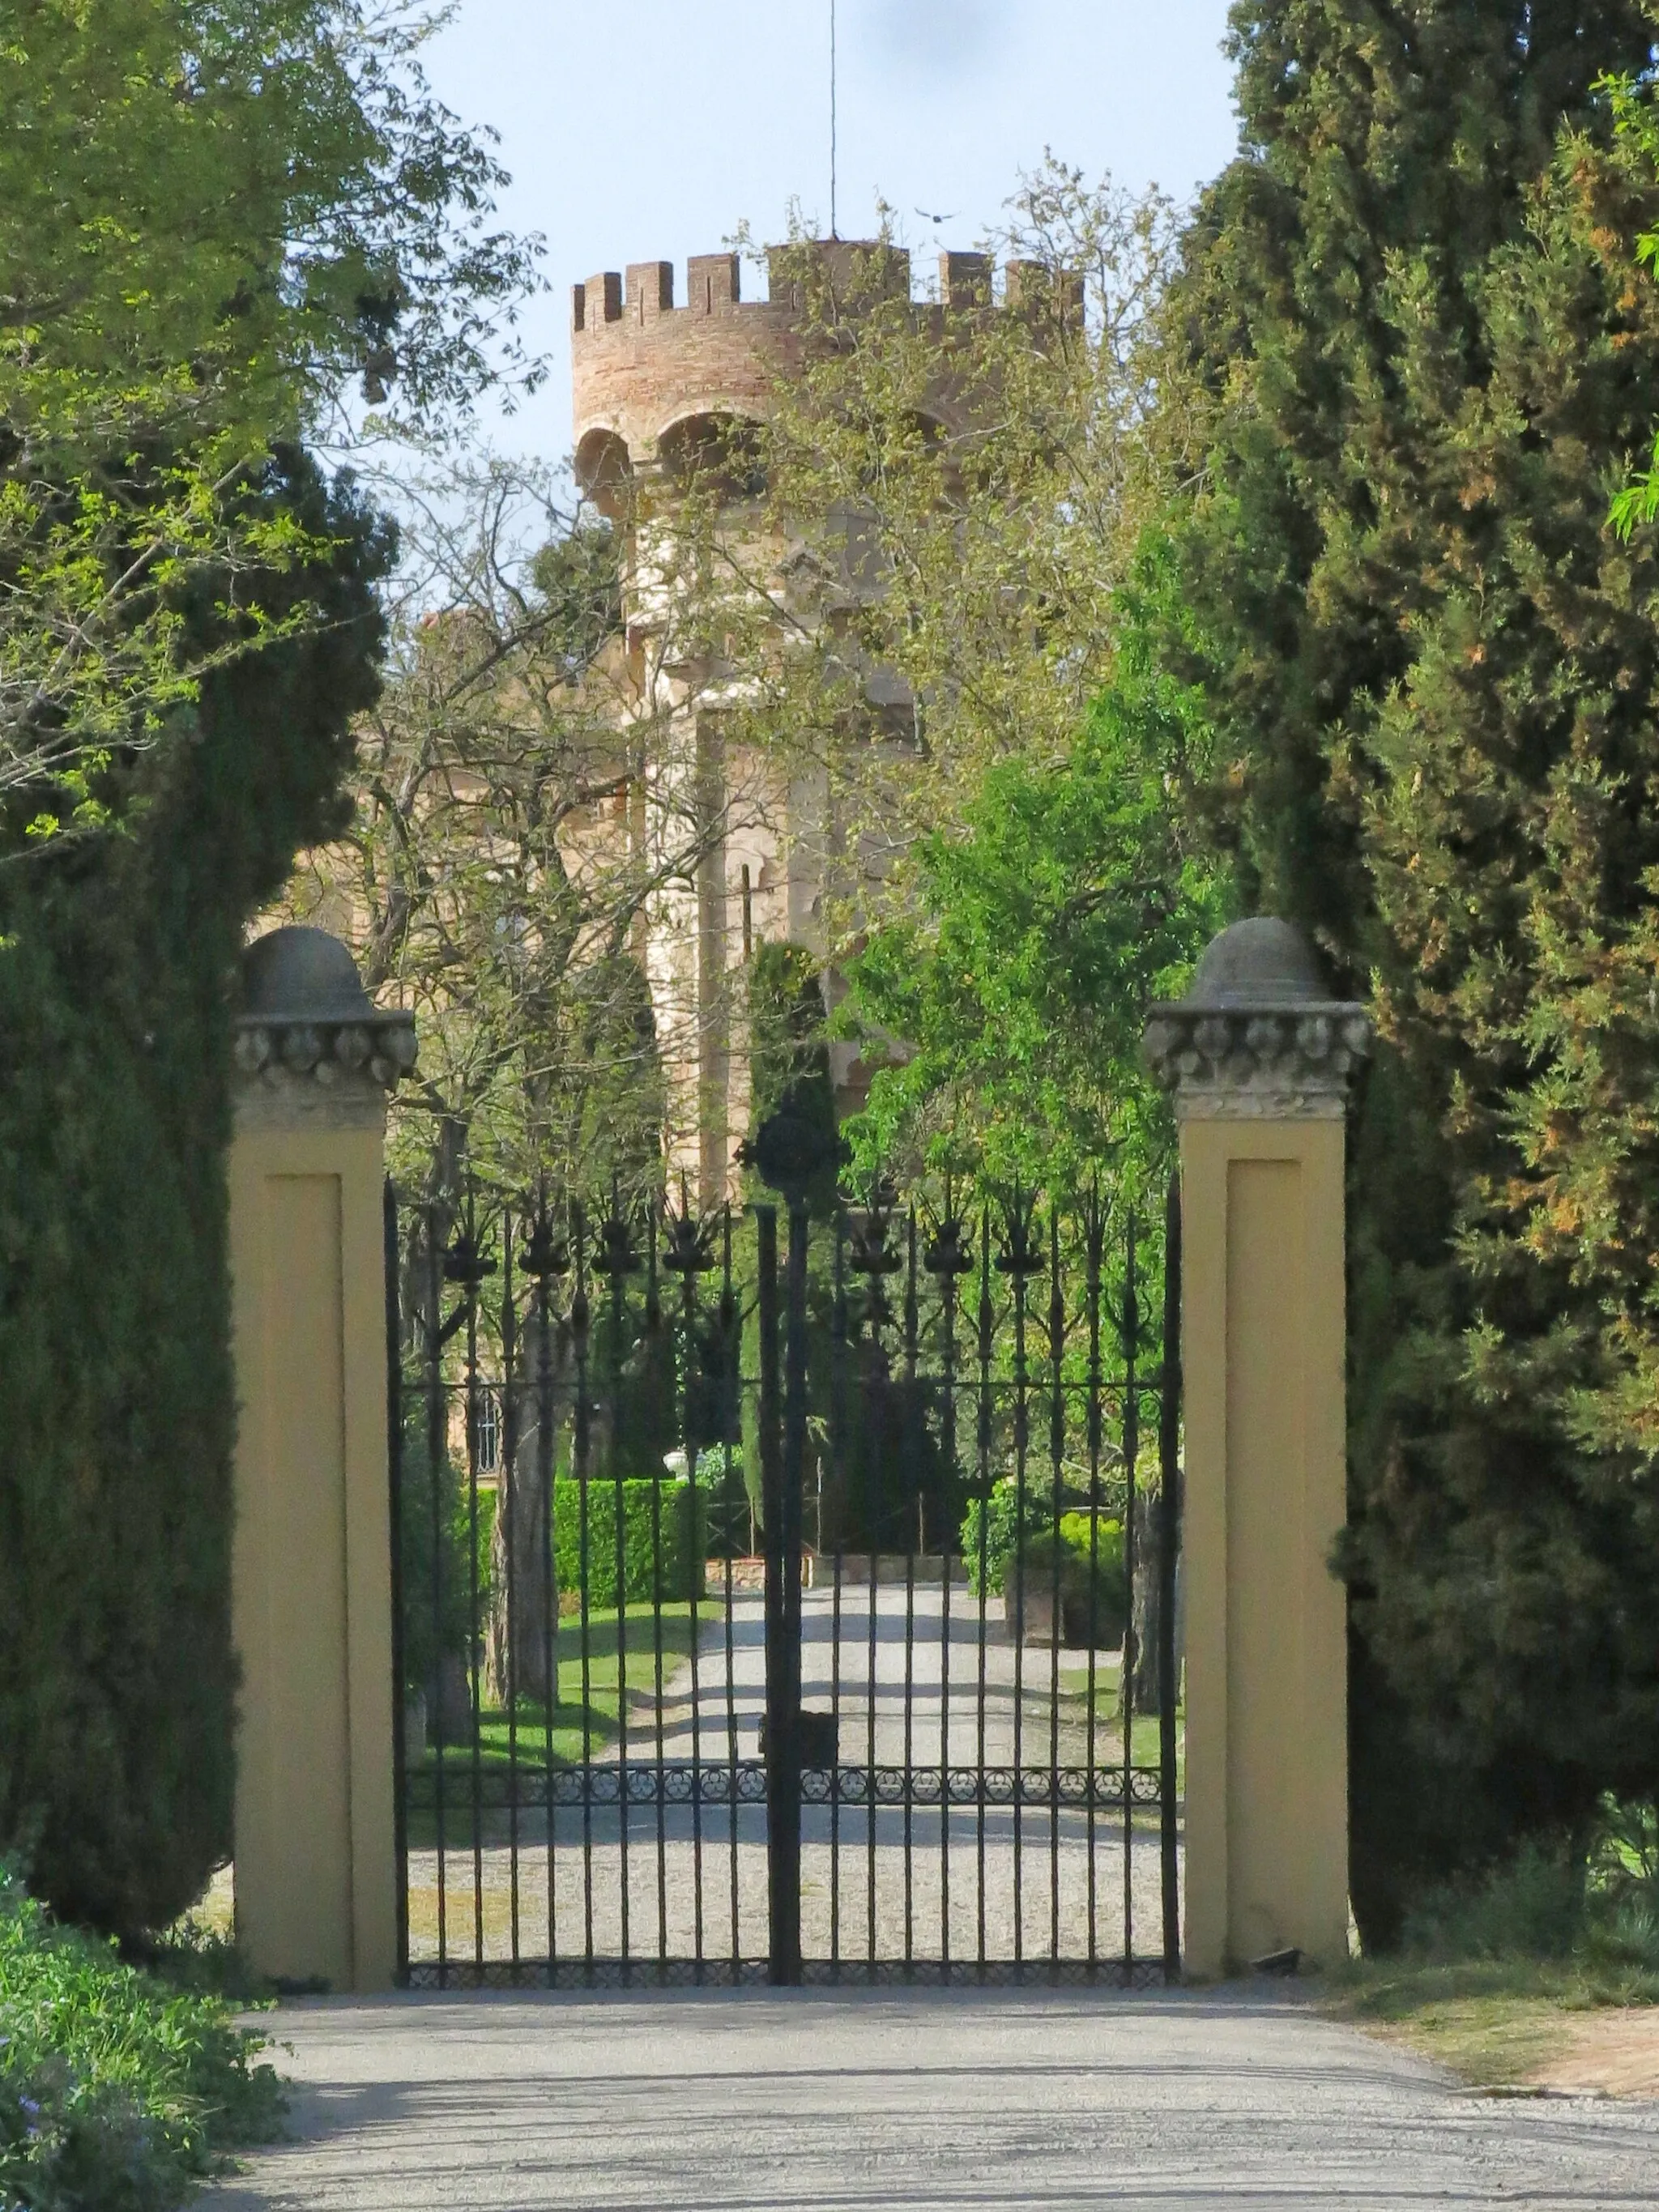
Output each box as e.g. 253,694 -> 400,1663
569,241 -> 1008,1203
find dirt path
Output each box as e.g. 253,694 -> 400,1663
1531,2006 -> 1659,2098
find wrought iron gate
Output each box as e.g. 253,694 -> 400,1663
385,1176 -> 1183,1987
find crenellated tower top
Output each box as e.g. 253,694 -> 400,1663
571,241 -> 1060,507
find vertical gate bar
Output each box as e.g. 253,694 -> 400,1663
535,1203 -> 558,1980
571,1209 -> 595,1971
862,1212 -> 889,1973
424,1202 -> 448,1982
974,1211 -> 993,1972
1121,1213 -> 1141,1967
719,1208 -> 741,1978
781,1201 -> 808,1983
865,1251 -> 880,1974
757,1204 -> 794,1983
1158,1174 -> 1183,1982
1047,1208 -> 1064,1967
829,1213 -> 847,1975
501,1215 -> 521,1973
865,1558 -> 877,1967
383,1181 -> 410,1985
829,1550 -> 842,1974
1084,1197 -> 1105,1968
463,1186 -> 485,1971
1011,1196 -> 1030,1971
675,1196 -> 706,1978
608,1196 -> 631,1974
758,1204 -> 782,1975
902,1208 -> 919,1972
646,1209 -> 668,1969
936,1208 -> 959,1977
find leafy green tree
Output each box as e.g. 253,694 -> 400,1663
1167,0 -> 1659,1937
841,551 -> 1226,1203
692,170 -> 1194,985
0,0 -> 536,836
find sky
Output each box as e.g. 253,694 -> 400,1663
420,0 -> 1240,462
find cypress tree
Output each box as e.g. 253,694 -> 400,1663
0,452 -> 390,1937
745,942 -> 841,1217
1171,0 -> 1659,1934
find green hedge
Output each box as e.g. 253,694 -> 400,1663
553,1481 -> 707,1609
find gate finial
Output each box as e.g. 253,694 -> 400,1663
1143,915 -> 1370,1120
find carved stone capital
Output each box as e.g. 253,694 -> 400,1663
1143,918 -> 1371,1122
233,927 -> 417,1134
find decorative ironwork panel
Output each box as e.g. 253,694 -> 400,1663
386,1174 -> 1183,1990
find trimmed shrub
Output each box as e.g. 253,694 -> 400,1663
962,1489 -> 1127,1643
552,1481 -> 707,1609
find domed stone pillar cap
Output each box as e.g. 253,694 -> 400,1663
1143,917 -> 1370,1120
233,925 -> 417,1130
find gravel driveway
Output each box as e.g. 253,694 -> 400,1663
208,1984 -> 1659,2210
410,1581 -> 1171,1974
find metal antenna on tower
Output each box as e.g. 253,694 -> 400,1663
830,0 -> 838,239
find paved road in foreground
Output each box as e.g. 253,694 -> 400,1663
209,1985 -> 1659,2210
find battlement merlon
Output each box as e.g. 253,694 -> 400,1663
572,244 -> 1077,338
572,243 -> 1080,470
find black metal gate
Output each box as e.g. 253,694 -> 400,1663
385,1176 -> 1182,1987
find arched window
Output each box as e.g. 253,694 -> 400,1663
574,428 -> 633,520
657,411 -> 767,501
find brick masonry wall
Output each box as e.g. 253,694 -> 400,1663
572,254 -> 806,469
571,241 -> 1017,471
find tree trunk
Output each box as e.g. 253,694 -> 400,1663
1120,1485 -> 1169,1720
484,1316 -> 567,1711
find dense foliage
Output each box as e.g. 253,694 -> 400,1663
961,1491 -> 1127,1643
0,1863 -> 283,2211
552,1481 -> 707,1610
1168,0 -> 1659,1935
842,556 -> 1226,1199
1,0 -> 535,835
0,2 -> 529,1940
0,458 -> 391,1938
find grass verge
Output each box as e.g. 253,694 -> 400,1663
1320,1827 -> 1659,2091
1321,1957 -> 1659,2088
0,1863 -> 284,2209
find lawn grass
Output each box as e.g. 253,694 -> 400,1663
1052,1661 -> 1185,1792
412,1600 -> 698,1774
406,1602 -> 699,1844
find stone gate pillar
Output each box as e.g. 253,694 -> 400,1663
228,927 -> 416,1991
1145,918 -> 1369,1977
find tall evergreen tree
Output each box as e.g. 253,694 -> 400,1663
1171,0 -> 1659,1936
0,454 -> 390,1937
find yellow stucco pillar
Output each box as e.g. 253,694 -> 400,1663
1145,918 -> 1370,1978
228,927 -> 416,1992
